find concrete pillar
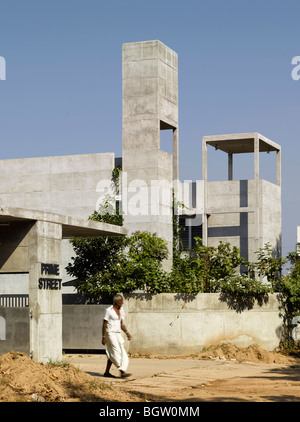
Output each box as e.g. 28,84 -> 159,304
254,134 -> 260,253
173,128 -> 179,181
202,139 -> 208,246
228,153 -> 233,180
28,221 -> 62,363
122,40 -> 179,270
254,135 -> 260,181
277,149 -> 281,187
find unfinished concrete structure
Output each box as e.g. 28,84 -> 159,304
0,207 -> 127,362
0,152 -> 119,299
0,41 -> 282,283
0,40 -> 283,356
202,133 -> 282,264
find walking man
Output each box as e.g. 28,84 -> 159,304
102,294 -> 132,378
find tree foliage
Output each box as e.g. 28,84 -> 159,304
254,243 -> 287,288
66,196 -> 169,298
279,251 -> 300,317
66,195 -> 300,338
169,238 -> 245,293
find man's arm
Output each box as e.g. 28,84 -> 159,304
102,320 -> 108,345
121,320 -> 132,340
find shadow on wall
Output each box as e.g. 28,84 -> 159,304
218,291 -> 270,313
0,221 -> 35,269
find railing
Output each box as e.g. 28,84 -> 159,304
0,294 -> 29,307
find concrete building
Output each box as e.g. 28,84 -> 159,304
202,133 -> 282,265
0,40 -> 282,359
0,41 -> 282,282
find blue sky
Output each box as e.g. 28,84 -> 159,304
0,0 -> 299,260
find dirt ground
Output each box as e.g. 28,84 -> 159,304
0,343 -> 299,402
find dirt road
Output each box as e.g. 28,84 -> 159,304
64,352 -> 300,402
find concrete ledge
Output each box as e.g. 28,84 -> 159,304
0,206 -> 127,238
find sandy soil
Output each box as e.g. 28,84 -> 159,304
0,351 -> 138,402
0,343 -> 299,402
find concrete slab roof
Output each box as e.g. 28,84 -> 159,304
0,207 -> 127,238
203,132 -> 280,154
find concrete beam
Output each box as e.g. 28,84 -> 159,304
203,132 -> 281,154
0,207 -> 127,238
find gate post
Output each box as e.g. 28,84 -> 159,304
28,221 -> 62,363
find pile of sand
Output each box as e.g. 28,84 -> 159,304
195,342 -> 294,364
130,342 -> 297,364
0,351 -> 140,402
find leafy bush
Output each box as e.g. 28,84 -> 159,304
169,238 -> 246,293
254,243 -> 287,288
66,196 -> 170,298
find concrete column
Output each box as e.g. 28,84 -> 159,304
202,139 -> 208,246
173,128 -> 179,181
254,135 -> 260,255
254,135 -> 260,181
28,221 -> 62,363
277,149 -> 281,187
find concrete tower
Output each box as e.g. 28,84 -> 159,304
122,40 -> 179,269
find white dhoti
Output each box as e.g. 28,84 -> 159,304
105,331 -> 129,372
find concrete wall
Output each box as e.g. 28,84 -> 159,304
62,304 -> 106,350
123,293 -> 283,354
260,179 -> 282,254
206,179 -> 281,264
0,274 -> 29,294
0,293 -> 283,355
59,293 -> 283,354
0,152 -> 114,220
207,179 -> 255,262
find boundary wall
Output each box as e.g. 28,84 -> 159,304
0,294 -> 284,356
61,293 -> 283,354
123,293 -> 283,354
